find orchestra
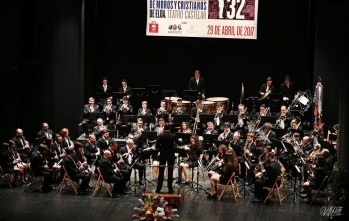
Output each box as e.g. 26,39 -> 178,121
0,75 -> 337,207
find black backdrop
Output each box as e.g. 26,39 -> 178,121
0,0 -> 346,157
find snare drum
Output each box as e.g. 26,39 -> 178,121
171,100 -> 192,114
201,101 -> 214,114
206,97 -> 230,112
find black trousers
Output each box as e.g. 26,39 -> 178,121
156,158 -> 175,192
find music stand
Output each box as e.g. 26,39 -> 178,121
174,147 -> 188,195
174,132 -> 191,145
88,112 -> 104,121
140,115 -> 156,125
173,114 -> 191,125
95,92 -> 111,104
132,88 -> 147,97
147,85 -> 162,94
122,115 -> 139,124
221,114 -> 238,124
213,139 -> 230,147
139,131 -> 158,142
183,90 -> 198,102
271,128 -> 286,139
199,114 -> 215,124
112,92 -> 126,102
140,148 -> 159,188
260,116 -> 277,125
202,134 -> 218,144
269,93 -> 284,113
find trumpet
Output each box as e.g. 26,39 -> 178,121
103,105 -> 113,113
119,103 -> 129,111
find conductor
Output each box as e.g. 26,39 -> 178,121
155,130 -> 176,194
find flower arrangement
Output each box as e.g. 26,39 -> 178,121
133,191 -> 179,221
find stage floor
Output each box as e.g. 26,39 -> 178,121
0,165 -> 336,221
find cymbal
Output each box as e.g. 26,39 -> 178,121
260,90 -> 271,100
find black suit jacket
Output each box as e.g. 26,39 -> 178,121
188,77 -> 205,94
37,129 -> 53,140
156,132 -> 176,161
99,157 -> 115,179
259,84 -> 275,95
97,84 -> 113,94
280,82 -> 295,99
63,155 -> 79,179
118,86 -> 133,98
96,137 -> 111,151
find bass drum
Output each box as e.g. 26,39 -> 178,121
171,100 -> 192,114
206,97 -> 230,113
201,101 -> 214,114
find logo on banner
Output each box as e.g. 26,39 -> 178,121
168,24 -> 182,31
149,23 -> 158,33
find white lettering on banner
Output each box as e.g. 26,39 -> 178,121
146,0 -> 259,39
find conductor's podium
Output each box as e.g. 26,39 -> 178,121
143,192 -> 184,209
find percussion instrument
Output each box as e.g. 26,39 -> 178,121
206,97 -> 229,112
164,96 -> 181,110
171,100 -> 191,114
201,101 -> 214,114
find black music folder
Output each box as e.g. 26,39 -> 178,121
140,115 -> 156,124
88,112 -> 104,121
139,131 -> 158,141
174,132 -> 191,144
221,114 -> 237,123
199,114 -> 215,123
173,114 -> 191,124
260,116 -> 277,125
202,134 -> 218,143
122,115 -> 138,123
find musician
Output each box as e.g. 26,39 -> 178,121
155,130 -> 176,194
252,152 -> 281,203
217,122 -> 233,143
232,104 -> 249,138
280,75 -> 295,104
137,100 -> 152,116
102,97 -> 117,126
258,76 -> 275,100
212,102 -> 225,130
12,128 -> 31,163
188,69 -> 206,100
310,122 -> 324,145
0,142 -> 21,185
308,143 -> 322,163
154,118 -> 169,136
287,118 -> 303,134
301,156 -> 329,203
60,128 -> 74,149
178,121 -> 192,134
79,97 -> 100,138
274,106 -> 290,130
207,144 -> 228,177
99,150 -> 126,196
299,136 -> 312,154
63,148 -> 91,194
9,140 -> 28,184
129,118 -> 149,148
54,135 -> 66,163
229,131 -> 244,156
119,139 -> 145,185
253,104 -> 271,123
93,118 -> 106,139
203,121 -> 219,162
207,150 -> 239,200
118,78 -> 133,99
96,129 -> 111,151
74,142 -> 91,174
31,144 -> 55,191
257,122 -> 277,146
83,134 -> 100,166
36,122 -> 53,141
156,100 -> 170,123
96,77 -> 113,94
179,135 -> 202,184
189,99 -> 206,133
115,96 -> 134,138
